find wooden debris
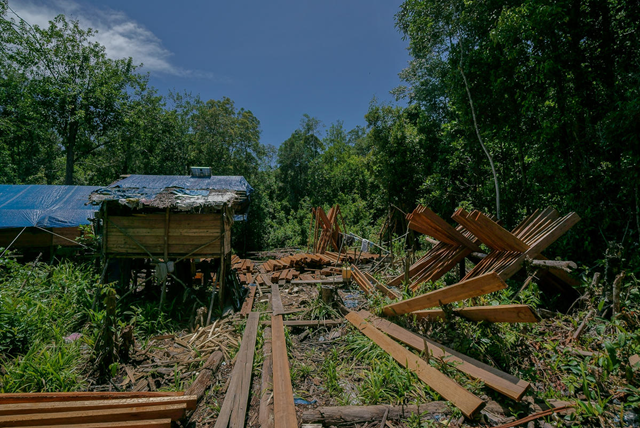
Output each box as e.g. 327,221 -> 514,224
571,309 -> 594,341
345,311 -> 485,418
260,319 -> 344,327
301,403 -> 452,425
493,405 -> 573,428
271,315 -> 298,427
270,282 -> 285,316
361,311 -> 530,401
0,392 -> 184,404
412,304 -> 540,323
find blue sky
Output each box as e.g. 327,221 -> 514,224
11,0 -> 410,147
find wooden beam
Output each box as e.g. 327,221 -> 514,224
271,315 -> 298,428
345,312 -> 484,418
360,311 -> 530,401
0,404 -> 186,427
412,305 -> 540,323
214,312 -> 259,428
382,272 -> 507,316
0,392 -> 183,404
0,396 -> 197,416
17,421 -> 171,428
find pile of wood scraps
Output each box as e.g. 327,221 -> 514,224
0,391 -> 195,427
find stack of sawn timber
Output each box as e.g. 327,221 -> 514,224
0,391 -> 195,427
382,206 -> 580,320
312,205 -> 342,254
388,206 -> 483,291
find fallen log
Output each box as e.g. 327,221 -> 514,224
301,403 -> 451,425
527,258 -> 577,273
184,351 -> 224,401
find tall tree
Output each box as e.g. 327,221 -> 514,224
0,6 -> 145,184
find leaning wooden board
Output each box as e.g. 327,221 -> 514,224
382,272 -> 507,316
360,311 -> 530,401
345,312 -> 484,418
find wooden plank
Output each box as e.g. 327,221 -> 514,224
0,404 -> 186,427
271,282 -> 285,316
345,312 -> 484,418
214,312 -> 260,428
259,327 -> 274,428
240,285 -> 257,317
17,420 -> 171,428
0,396 -> 197,416
411,305 -> 540,323
0,392 -> 183,404
360,311 -> 530,401
382,272 -> 507,316
271,315 -> 298,427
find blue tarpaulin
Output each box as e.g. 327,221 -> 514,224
0,185 -> 100,229
109,175 -> 253,194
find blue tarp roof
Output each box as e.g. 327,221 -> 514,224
110,175 -> 253,194
90,175 -> 253,216
0,185 -> 100,229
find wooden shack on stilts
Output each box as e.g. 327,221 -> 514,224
90,169 -> 252,317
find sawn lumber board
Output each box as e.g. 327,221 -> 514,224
345,312 -> 484,418
271,315 -> 298,428
360,311 -> 530,401
382,272 -> 507,316
412,304 -> 541,323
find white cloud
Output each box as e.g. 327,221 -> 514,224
6,0 -> 223,80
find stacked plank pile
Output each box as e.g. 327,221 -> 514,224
388,206 -> 482,291
311,205 -> 343,253
383,206 -> 580,320
323,250 -> 379,263
231,256 -> 254,273
0,391 -> 195,427
261,253 -> 334,273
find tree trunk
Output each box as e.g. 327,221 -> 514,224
301,403 -> 452,425
64,121 -> 79,185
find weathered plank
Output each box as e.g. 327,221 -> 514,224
0,404 -> 186,427
361,311 -> 530,401
412,305 -> 540,323
271,315 -> 298,427
345,312 -> 484,418
0,392 -> 183,404
214,312 -> 260,428
270,282 -> 285,316
18,420 -> 171,428
0,396 -> 197,416
259,327 -> 274,428
260,319 -> 344,327
240,285 -> 257,317
382,272 -> 507,316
